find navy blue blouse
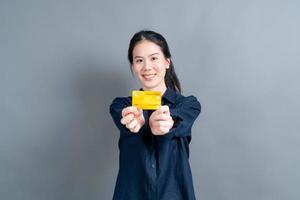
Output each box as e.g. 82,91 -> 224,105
109,88 -> 201,200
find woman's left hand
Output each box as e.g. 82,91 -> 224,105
149,105 -> 174,135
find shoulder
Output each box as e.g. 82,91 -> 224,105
109,96 -> 131,111
174,92 -> 201,108
111,96 -> 131,105
169,91 -> 201,121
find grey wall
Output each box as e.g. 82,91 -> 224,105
1,0 -> 299,199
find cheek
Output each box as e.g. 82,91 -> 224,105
132,67 -> 143,79
131,66 -> 139,74
154,65 -> 166,75
154,61 -> 167,71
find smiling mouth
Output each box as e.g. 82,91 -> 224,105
142,74 -> 156,80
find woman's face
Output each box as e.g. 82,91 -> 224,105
131,40 -> 170,93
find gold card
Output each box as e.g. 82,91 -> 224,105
132,90 -> 161,110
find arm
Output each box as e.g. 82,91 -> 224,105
166,95 -> 201,139
109,97 -> 145,137
109,97 -> 131,136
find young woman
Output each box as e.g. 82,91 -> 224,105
109,30 -> 201,200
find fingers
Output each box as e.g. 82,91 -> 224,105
151,120 -> 173,127
121,106 -> 144,133
149,106 -> 174,135
152,114 -> 172,122
120,114 -> 139,132
121,105 -> 172,135
150,123 -> 173,135
131,124 -> 140,133
157,105 -> 170,115
157,127 -> 170,134
122,106 -> 139,117
121,106 -> 141,124
123,105 -> 169,118
120,113 -> 134,125
138,108 -> 143,116
126,118 -> 138,129
151,106 -> 171,122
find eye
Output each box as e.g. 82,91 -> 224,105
135,59 -> 143,63
151,57 -> 158,61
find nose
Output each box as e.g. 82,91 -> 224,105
143,60 -> 151,71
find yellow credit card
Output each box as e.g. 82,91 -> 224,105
132,90 -> 161,110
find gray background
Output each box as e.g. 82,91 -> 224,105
1,0 -> 299,199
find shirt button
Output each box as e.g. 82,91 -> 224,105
151,164 -> 155,168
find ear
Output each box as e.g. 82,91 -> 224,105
166,58 -> 171,69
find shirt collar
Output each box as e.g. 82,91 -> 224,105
139,87 -> 177,104
162,87 -> 177,104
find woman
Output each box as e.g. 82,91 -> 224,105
109,30 -> 201,200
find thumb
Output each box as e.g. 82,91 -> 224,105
160,105 -> 170,114
138,108 -> 144,118
132,106 -> 139,116
137,108 -> 145,125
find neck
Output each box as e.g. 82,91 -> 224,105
143,84 -> 167,95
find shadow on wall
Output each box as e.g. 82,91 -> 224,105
45,58 -> 131,199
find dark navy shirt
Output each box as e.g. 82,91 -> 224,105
109,88 -> 201,200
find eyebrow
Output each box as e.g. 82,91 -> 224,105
134,53 -> 160,59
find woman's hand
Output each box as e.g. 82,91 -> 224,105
149,105 -> 174,135
120,106 -> 145,133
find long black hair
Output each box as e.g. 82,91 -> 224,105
128,30 -> 181,93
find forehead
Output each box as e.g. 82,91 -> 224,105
132,40 -> 163,57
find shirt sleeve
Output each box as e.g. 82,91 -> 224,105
161,95 -> 201,140
109,97 -> 132,137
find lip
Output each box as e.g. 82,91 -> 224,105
142,73 -> 156,81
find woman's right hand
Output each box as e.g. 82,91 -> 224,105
120,106 -> 145,133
